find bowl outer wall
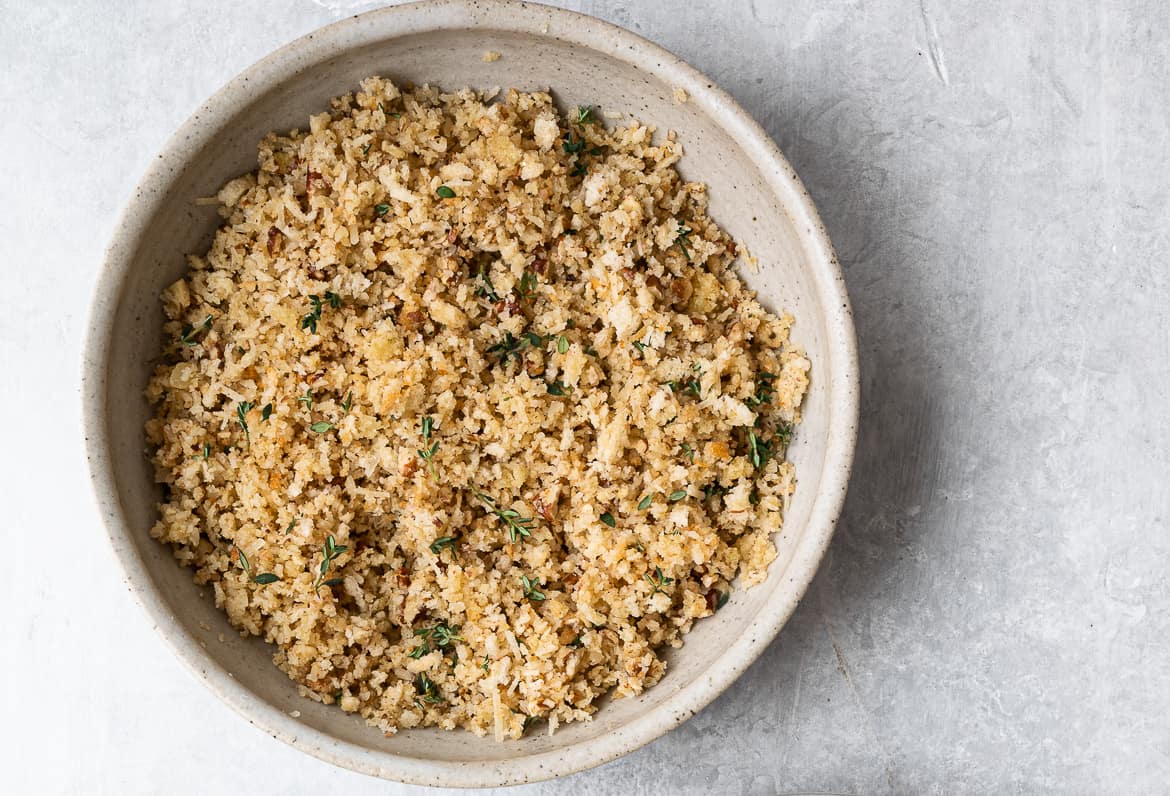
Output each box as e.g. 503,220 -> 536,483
81,0 -> 859,787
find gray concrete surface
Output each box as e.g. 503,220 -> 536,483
3,1 -> 1168,793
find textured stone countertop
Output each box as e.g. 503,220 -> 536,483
4,1 -> 1168,793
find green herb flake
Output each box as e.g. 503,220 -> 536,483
515,271 -> 538,302
415,672 -> 443,705
546,380 -> 569,397
471,486 -> 534,543
341,391 -> 353,413
298,388 -> 314,409
261,403 -> 273,422
201,443 -> 211,460
436,185 -> 456,199
745,372 -> 776,409
410,621 -> 463,658
702,483 -> 728,501
312,534 -> 349,594
310,421 -> 334,433
300,292 -> 340,334
576,105 -> 594,124
668,489 -> 688,502
637,494 -> 654,511
417,440 -> 440,480
521,575 -> 546,602
284,518 -> 296,535
236,401 -> 254,442
485,331 -> 526,366
774,421 -> 794,448
374,203 -> 390,217
421,415 -> 433,441
474,264 -> 500,302
430,536 -> 458,555
179,314 -> 213,346
562,135 -> 586,155
747,429 -> 772,470
681,442 -> 696,464
557,335 -> 569,354
599,512 -> 616,528
674,224 -> 694,261
235,545 -> 279,585
645,566 -> 674,596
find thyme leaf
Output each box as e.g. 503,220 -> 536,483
521,575 -> 546,602
179,315 -> 213,346
430,536 -> 458,554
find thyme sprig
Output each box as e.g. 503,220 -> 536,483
563,105 -> 603,176
312,534 -> 348,593
674,224 -> 694,261
417,416 -> 439,480
745,372 -> 777,409
645,566 -> 674,596
236,401 -> 254,443
415,672 -> 443,706
409,621 -> 463,658
234,545 -> 280,585
514,270 -> 538,302
521,575 -> 546,602
474,264 -> 500,302
301,291 -> 341,333
486,330 -> 548,367
666,363 -> 702,397
470,486 -> 534,543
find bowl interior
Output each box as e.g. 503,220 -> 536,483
90,10 -> 850,784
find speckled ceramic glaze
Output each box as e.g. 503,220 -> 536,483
82,0 -> 858,786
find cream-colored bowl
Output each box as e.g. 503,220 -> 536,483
82,0 -> 858,786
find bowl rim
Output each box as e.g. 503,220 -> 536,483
81,0 -> 859,786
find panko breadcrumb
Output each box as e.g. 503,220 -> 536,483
146,77 -> 809,740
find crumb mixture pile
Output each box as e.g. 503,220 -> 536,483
147,77 -> 809,739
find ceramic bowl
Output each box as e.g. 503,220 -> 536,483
82,0 -> 858,786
